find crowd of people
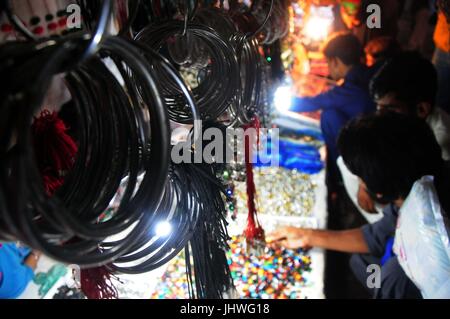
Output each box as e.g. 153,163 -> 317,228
270,0 -> 450,299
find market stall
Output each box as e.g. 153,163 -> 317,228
2,0 -> 337,300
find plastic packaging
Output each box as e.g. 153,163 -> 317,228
394,176 -> 450,299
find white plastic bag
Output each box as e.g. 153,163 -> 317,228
394,176 -> 450,299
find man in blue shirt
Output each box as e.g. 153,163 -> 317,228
290,32 -> 376,178
0,243 -> 40,298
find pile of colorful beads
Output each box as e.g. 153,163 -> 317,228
234,167 -> 317,217
227,236 -> 312,299
150,235 -> 312,299
150,255 -> 190,299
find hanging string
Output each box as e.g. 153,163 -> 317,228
243,117 -> 265,251
183,161 -> 233,299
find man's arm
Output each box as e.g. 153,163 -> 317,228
308,228 -> 370,254
291,89 -> 337,113
268,227 -> 370,254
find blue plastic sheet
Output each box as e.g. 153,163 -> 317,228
254,136 -> 324,174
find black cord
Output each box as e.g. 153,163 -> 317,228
0,34 -> 173,266
135,20 -> 240,124
118,0 -> 141,36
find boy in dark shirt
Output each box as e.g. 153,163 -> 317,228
270,113 -> 450,298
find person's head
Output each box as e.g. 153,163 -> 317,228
322,32 -> 363,80
338,113 -> 443,207
364,36 -> 400,67
370,51 -> 438,119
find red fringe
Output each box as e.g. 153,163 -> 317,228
243,117 -> 265,244
32,109 -> 119,299
32,110 -> 78,174
80,266 -> 119,299
42,173 -> 64,197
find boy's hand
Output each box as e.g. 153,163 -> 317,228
24,250 -> 41,270
267,227 -> 313,250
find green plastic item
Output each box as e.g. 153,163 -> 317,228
33,264 -> 68,297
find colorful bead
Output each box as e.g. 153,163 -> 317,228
48,23 -> 58,31
32,26 -> 45,35
58,18 -> 67,28
30,16 -> 41,26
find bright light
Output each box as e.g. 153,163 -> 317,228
155,221 -> 172,237
304,15 -> 333,42
274,85 -> 293,113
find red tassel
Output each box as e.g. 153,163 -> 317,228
32,109 -> 78,196
243,117 -> 265,247
32,110 -> 78,174
42,172 -> 64,197
32,110 -> 119,299
80,266 -> 120,299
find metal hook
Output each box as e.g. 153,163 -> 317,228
179,0 -> 197,37
245,0 -> 274,40
181,5 -> 189,37
81,0 -> 113,61
189,0 -> 199,20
